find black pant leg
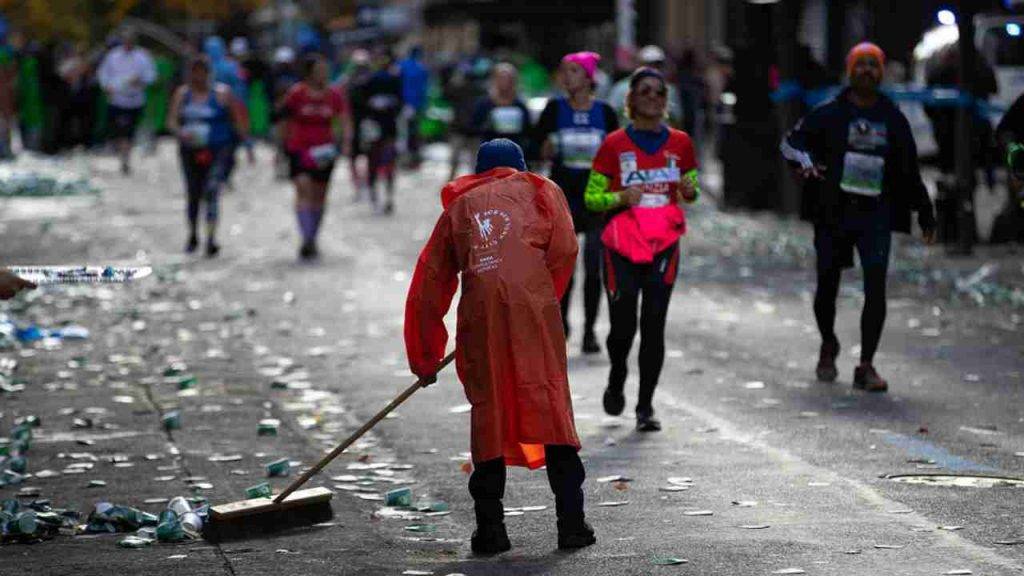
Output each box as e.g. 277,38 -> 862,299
582,226 -> 603,335
636,245 -> 678,412
468,457 -> 506,526
604,249 -> 641,392
544,445 -> 586,525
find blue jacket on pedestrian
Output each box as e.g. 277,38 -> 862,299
781,88 -> 936,234
399,51 -> 429,111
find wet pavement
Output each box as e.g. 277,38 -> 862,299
1,143 -> 1022,575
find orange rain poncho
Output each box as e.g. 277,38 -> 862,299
405,167 -> 581,469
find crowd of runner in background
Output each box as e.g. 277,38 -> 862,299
0,15 -> 723,169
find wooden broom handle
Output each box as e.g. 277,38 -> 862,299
274,351 -> 456,503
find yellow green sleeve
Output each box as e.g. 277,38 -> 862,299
585,171 -> 620,212
683,168 -> 701,203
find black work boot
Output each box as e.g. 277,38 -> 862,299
557,518 -> 596,549
471,499 -> 510,555
471,522 -> 511,554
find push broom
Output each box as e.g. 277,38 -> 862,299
204,352 -> 456,542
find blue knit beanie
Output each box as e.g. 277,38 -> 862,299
475,138 -> 526,174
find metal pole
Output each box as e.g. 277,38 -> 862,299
954,1 -> 977,254
616,0 -> 637,71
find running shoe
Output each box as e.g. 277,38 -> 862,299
471,523 -> 511,555
299,242 -> 319,261
602,366 -> 627,416
205,241 -> 220,258
185,235 -> 198,254
635,407 -> 662,432
816,339 -> 840,382
853,364 -> 888,392
383,201 -> 395,215
582,331 -> 601,355
557,519 -> 596,549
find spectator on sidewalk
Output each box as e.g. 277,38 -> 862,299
780,42 -> 937,393
405,138 -> 595,555
97,29 -> 155,174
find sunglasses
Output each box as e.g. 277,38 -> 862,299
637,85 -> 667,98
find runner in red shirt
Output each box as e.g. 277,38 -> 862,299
585,67 -> 700,432
278,54 -> 350,260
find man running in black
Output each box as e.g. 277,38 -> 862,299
781,42 -> 936,392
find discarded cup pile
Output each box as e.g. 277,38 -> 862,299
0,168 -> 98,198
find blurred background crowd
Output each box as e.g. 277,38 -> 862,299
0,0 -> 1021,245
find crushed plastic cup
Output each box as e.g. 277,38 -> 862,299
266,458 -> 290,478
162,411 -> 181,431
167,497 -> 192,516
257,419 -> 280,436
118,535 -> 153,548
385,488 -> 413,507
180,511 -> 203,535
156,510 -> 185,542
245,482 -> 273,499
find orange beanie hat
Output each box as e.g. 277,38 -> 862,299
846,42 -> 885,77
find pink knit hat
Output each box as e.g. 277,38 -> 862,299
561,51 -> 601,80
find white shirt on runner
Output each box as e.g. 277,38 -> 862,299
98,46 -> 156,109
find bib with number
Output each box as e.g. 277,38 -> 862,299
490,106 -> 525,134
359,118 -> 382,143
840,151 -> 884,197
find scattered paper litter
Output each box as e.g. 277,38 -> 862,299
448,404 -> 472,414
682,510 -> 714,516
596,501 -> 630,507
772,569 -> 806,575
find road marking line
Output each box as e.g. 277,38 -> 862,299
659,390 -> 1024,573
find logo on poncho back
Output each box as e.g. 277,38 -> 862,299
471,209 -> 512,274
473,210 -> 510,247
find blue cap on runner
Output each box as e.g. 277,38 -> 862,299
475,138 -> 526,174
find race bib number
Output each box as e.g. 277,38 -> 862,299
638,193 -> 670,208
559,128 -> 603,170
840,151 -> 884,197
181,123 -> 210,147
359,118 -> 382,143
309,143 -> 339,167
490,106 -> 524,134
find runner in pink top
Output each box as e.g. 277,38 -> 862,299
278,54 -> 350,260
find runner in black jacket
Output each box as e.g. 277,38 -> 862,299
781,42 -> 936,393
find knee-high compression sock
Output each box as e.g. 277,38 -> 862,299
310,207 -> 325,238
296,208 -> 317,244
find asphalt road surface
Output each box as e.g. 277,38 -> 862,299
1,143 -> 1022,575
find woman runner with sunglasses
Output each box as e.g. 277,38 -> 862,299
585,67 -> 700,432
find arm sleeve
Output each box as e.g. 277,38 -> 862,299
536,180 -> 579,299
896,115 -> 936,230
404,213 -> 460,377
780,108 -> 821,170
585,139 -> 620,212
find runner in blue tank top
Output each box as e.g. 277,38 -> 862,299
535,51 -> 618,354
168,56 -> 249,257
